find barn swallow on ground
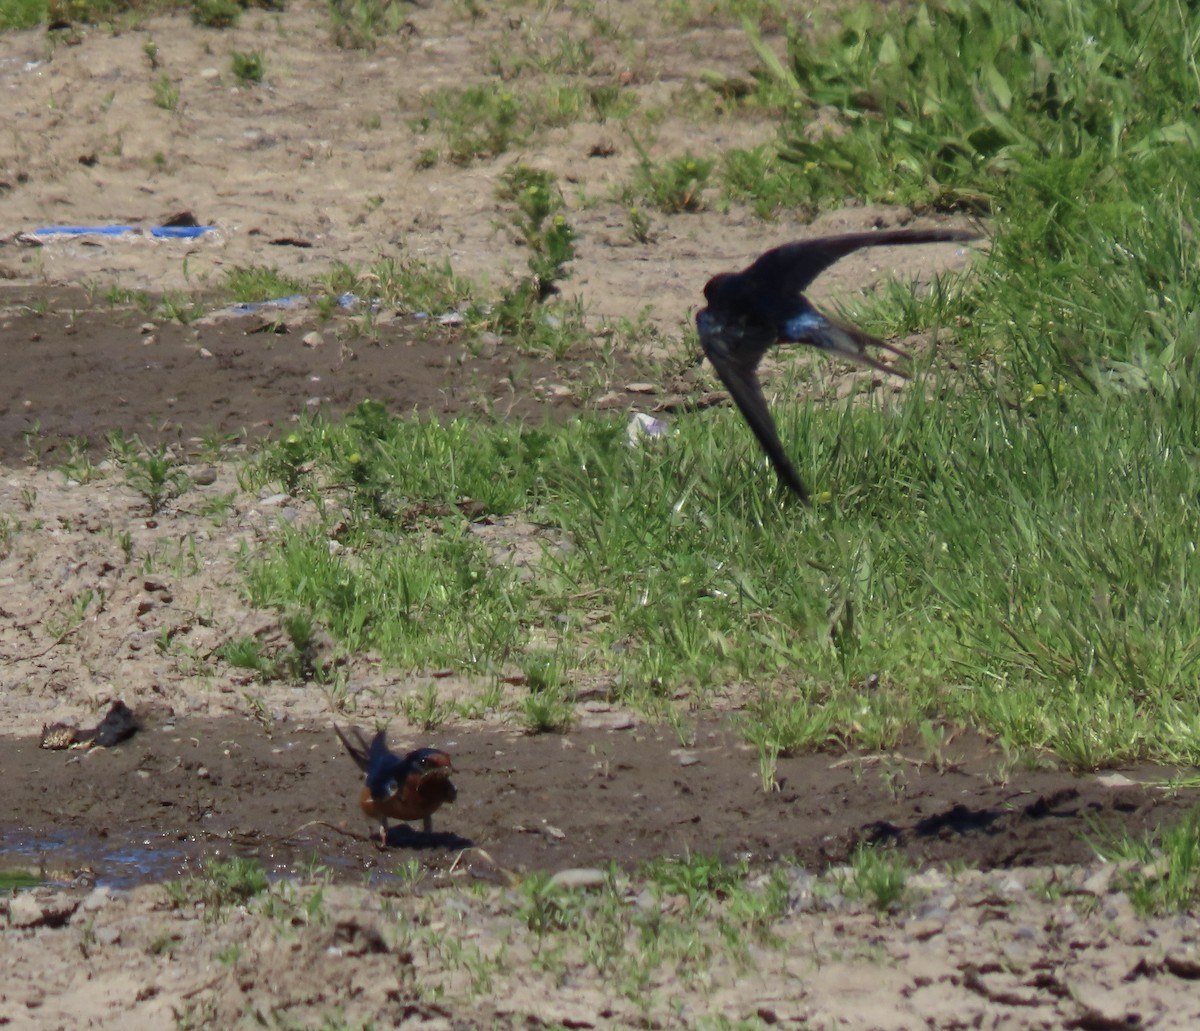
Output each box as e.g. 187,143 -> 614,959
696,228 -> 979,502
335,724 -> 457,847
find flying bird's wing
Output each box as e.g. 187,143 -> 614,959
334,723 -> 373,772
779,308 -> 911,378
701,330 -> 810,502
743,228 -> 979,302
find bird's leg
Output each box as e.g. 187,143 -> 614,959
377,818 -> 389,848
422,816 -> 433,834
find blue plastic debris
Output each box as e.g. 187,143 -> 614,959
34,225 -> 138,236
149,225 -> 216,238
33,224 -> 216,238
224,294 -> 308,315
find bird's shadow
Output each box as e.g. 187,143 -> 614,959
383,825 -> 473,851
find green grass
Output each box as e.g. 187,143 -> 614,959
241,352 -> 1200,767
840,843 -> 911,911
0,868 -> 44,889
411,83 -> 587,167
164,856 -> 269,914
151,72 -> 180,111
327,0 -> 411,49
1091,806 -> 1200,915
0,0 -> 43,29
222,264 -> 305,303
230,48 -> 265,85
627,148 -> 716,214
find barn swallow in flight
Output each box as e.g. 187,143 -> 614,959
696,228 -> 978,502
335,724 -> 457,847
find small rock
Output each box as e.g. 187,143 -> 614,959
995,876 -> 1027,898
549,868 -> 606,890
94,926 -> 121,946
302,331 -> 324,348
624,382 -> 657,394
1164,946 -> 1200,979
1079,865 -> 1117,896
192,467 -> 218,486
81,886 -> 116,912
592,390 -> 625,409
140,322 -> 157,334
914,897 -> 952,921
1096,772 -> 1140,788
198,347 -> 214,359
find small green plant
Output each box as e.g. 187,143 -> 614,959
520,649 -> 576,733
218,635 -> 270,673
192,0 -> 240,29
110,438 -> 189,515
414,85 -> 521,164
217,618 -> 319,683
142,40 -> 158,69
230,49 -> 266,85
521,679 -> 575,734
489,165 -> 580,347
642,854 -> 745,915
719,144 -> 812,220
739,689 -> 834,767
627,206 -> 653,244
842,843 -> 910,911
497,165 -> 577,297
629,143 -> 715,213
59,437 -> 99,484
152,73 -> 179,112
164,856 -> 268,916
400,682 -> 452,731
327,0 -> 412,49
321,255 -> 477,318
1091,807 -> 1200,915
413,84 -> 584,166
223,264 -> 305,304
154,291 -> 204,323
0,515 -> 15,561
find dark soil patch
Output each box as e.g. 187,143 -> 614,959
0,293 -> 647,462
0,717 -> 1190,887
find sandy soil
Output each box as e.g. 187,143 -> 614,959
1,3 -> 1196,1029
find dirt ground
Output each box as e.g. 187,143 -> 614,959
1,2 -> 1198,1029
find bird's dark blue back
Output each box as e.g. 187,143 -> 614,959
365,730 -> 404,800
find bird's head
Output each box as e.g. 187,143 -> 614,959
702,271 -> 737,306
407,747 -> 454,779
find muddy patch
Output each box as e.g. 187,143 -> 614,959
0,295 -> 657,462
1,717 -> 1190,888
